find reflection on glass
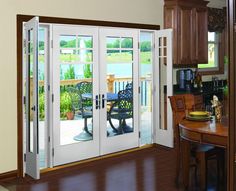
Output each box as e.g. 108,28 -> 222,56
59,64 -> 93,145
106,36 -> 134,137
140,32 -> 153,145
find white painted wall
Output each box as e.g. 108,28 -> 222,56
0,0 -> 164,174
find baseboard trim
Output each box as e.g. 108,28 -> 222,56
0,170 -> 17,181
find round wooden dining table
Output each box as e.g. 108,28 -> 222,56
179,117 -> 228,190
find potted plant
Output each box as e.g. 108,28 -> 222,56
60,92 -> 74,120
66,110 -> 74,120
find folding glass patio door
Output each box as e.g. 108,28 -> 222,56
52,26 -> 139,165
24,17 -> 40,179
23,18 -> 172,175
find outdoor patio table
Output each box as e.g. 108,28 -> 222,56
82,92 -> 118,102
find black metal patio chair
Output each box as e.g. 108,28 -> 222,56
108,88 -> 133,134
67,81 -> 93,141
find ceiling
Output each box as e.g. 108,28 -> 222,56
208,0 -> 226,8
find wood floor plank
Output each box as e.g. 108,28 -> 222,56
0,146 -> 221,191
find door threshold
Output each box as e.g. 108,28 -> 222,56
40,144 -> 154,174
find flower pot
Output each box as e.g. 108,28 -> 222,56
66,112 -> 74,120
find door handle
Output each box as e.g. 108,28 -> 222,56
102,94 -> 106,109
95,95 -> 99,109
31,105 -> 36,111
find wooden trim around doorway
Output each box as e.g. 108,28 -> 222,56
16,14 -> 160,177
227,0 -> 236,190
0,170 -> 18,181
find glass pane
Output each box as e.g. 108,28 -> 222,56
78,36 -> 93,48
159,57 -> 167,130
159,37 -> 162,47
60,64 -> 93,80
60,63 -> 93,145
106,35 -> 133,137
60,35 -> 76,48
78,50 -> 93,62
28,30 -> 34,153
163,48 -> 167,57
159,48 -> 162,56
140,32 -> 153,145
38,27 -> 46,169
121,37 -> 133,48
60,49 -> 76,63
208,32 -> 215,42
198,43 -> 217,68
106,50 -> 133,63
163,37 -> 167,46
106,37 -> 120,48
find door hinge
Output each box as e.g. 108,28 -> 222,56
52,148 -> 55,157
52,94 -> 54,103
138,42 -> 140,49
48,136 -> 50,143
23,39 -> 26,48
138,86 -> 141,94
48,85 -> 50,91
139,131 -> 141,138
23,96 -> 26,105
24,153 -> 26,162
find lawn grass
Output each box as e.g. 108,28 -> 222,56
39,52 -> 152,64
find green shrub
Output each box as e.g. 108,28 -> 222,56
39,93 -> 45,121
38,90 -> 73,120
60,91 -> 72,119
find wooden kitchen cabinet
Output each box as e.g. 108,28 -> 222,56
164,0 -> 208,65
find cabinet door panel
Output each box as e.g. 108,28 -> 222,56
179,7 -> 193,64
195,8 -> 208,63
164,6 -> 178,64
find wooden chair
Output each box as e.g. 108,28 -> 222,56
168,95 -> 224,190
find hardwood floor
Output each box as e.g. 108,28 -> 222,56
0,146 -> 222,191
